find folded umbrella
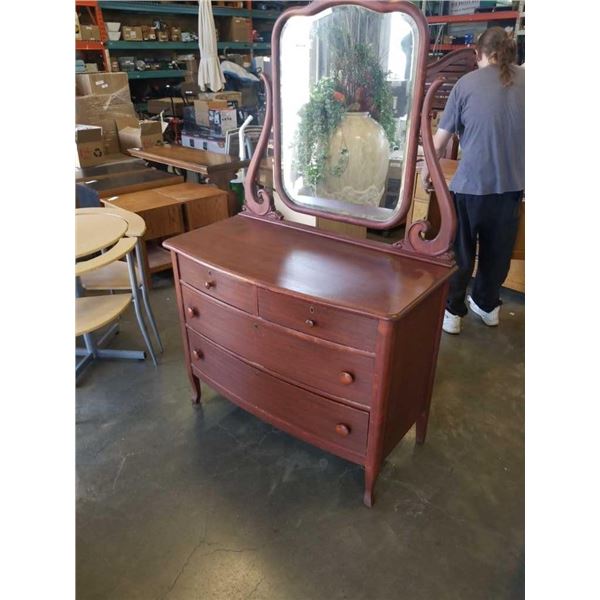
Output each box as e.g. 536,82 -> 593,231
197,0 -> 225,92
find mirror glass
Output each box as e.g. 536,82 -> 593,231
279,4 -> 420,222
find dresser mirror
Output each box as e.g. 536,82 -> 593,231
275,3 -> 421,225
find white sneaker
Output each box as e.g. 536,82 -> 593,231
443,310 -> 461,334
467,295 -> 500,326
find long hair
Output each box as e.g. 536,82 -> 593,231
477,27 -> 517,87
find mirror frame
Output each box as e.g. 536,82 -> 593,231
271,0 -> 429,230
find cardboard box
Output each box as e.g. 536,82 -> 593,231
181,133 -> 227,154
116,117 -> 163,151
194,99 -> 229,126
76,88 -> 137,154
147,97 -> 187,117
76,125 -> 105,167
76,13 -> 81,40
170,27 -> 181,41
141,26 -> 157,41
122,26 -> 143,41
84,63 -> 99,73
76,72 -> 129,97
193,91 -> 242,125
80,25 -> 101,41
212,91 -> 242,105
216,1 -> 244,8
209,108 -> 238,135
221,17 -> 251,42
157,30 -> 169,42
181,57 -> 198,83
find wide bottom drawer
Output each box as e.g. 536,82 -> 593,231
187,328 -> 369,458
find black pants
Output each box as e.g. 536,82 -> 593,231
447,191 -> 523,317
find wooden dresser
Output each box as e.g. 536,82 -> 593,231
164,216 -> 452,506
164,1 -> 460,506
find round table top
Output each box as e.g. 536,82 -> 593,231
76,213 -> 128,259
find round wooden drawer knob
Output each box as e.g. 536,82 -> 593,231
186,306 -> 197,317
339,371 -> 354,385
335,423 -> 350,437
305,319 -> 315,327
204,280 -> 215,289
192,349 -> 203,360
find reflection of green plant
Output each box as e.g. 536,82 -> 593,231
329,35 -> 396,145
295,77 -> 348,189
294,11 -> 396,189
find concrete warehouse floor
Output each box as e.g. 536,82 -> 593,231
76,274 -> 524,600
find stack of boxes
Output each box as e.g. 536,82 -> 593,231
218,17 -> 252,43
118,24 -> 188,42
75,72 -> 154,160
180,91 -> 244,153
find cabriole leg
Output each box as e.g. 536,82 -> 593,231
191,374 -> 201,405
363,464 -> 379,508
416,410 -> 430,445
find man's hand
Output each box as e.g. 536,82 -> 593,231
420,162 -> 434,193
419,127 -> 453,194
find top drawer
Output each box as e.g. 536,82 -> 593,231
177,255 -> 257,314
258,288 -> 378,352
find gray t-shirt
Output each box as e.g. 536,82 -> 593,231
438,64 -> 525,195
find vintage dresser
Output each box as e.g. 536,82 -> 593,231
164,0 -> 458,506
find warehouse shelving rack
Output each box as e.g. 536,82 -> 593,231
76,0 -> 111,71
98,0 -> 281,74
424,3 -> 524,56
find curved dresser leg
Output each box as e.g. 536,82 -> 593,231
416,411 -> 429,445
363,465 -> 379,508
191,374 -> 202,405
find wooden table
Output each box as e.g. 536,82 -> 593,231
103,183 -> 229,283
127,144 -> 248,192
76,213 -> 128,259
76,158 -> 149,182
80,169 -> 184,199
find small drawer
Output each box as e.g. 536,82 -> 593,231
181,284 -> 374,407
187,329 -> 369,457
258,288 -> 377,352
178,255 -> 257,314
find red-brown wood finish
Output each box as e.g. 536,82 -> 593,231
168,216 -> 450,318
178,255 -> 258,314
181,283 -> 375,407
170,252 -> 201,404
163,1 -> 458,506
187,329 -> 370,458
425,47 -> 477,112
397,77 -> 457,258
257,288 -> 378,352
267,0 -> 430,231
164,214 -> 455,505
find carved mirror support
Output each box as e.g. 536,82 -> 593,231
243,0 -> 458,261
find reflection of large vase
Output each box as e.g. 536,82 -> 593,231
318,112 -> 390,207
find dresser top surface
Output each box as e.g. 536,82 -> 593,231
164,216 -> 452,318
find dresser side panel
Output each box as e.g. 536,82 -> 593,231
382,285 -> 447,457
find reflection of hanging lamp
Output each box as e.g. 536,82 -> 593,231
317,112 -> 389,207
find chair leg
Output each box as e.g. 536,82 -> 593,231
136,240 -> 164,353
127,253 -> 158,366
